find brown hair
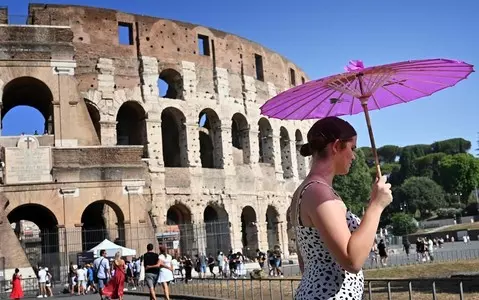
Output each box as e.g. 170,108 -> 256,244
300,116 -> 356,157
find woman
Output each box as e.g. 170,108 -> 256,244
10,268 -> 24,300
156,246 -> 174,300
102,252 -> 126,300
290,117 -> 392,300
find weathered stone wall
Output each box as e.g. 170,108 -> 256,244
0,3 -> 316,263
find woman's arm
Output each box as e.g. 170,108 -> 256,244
304,177 -> 391,274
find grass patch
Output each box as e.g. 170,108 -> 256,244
416,221 -> 479,234
364,259 -> 479,278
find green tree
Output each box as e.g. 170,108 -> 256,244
395,176 -> 446,218
390,213 -> 418,236
333,148 -> 372,215
369,163 -> 400,180
377,145 -> 401,163
438,154 -> 479,202
431,138 -> 471,155
359,146 -> 374,167
414,153 -> 446,181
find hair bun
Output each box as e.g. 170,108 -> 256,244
299,143 -> 312,157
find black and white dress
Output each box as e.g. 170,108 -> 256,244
295,181 -> 364,300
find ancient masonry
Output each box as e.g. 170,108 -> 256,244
0,4 -> 313,279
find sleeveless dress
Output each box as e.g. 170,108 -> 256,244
158,254 -> 174,283
294,181 -> 364,300
10,274 -> 24,299
102,261 -> 125,299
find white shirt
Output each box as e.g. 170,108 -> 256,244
93,257 -> 110,279
38,269 -> 47,283
76,268 -> 86,281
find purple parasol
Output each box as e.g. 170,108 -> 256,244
260,58 -> 474,176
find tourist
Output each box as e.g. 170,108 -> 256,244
37,267 -> 47,298
149,245 -> 174,300
143,243 -> 160,300
10,268 -> 24,300
93,249 -> 110,300
102,251 -> 126,300
289,116 -> 392,300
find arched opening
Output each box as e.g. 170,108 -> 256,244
280,127 -> 293,179
161,107 -> 188,167
158,69 -> 184,100
81,201 -> 125,251
295,130 -> 307,179
241,206 -> 258,258
266,205 -> 280,250
116,101 -> 148,158
258,118 -> 274,165
198,109 -> 223,169
203,204 -> 230,255
164,203 -> 193,256
2,77 -> 54,136
7,204 -> 60,279
231,113 -> 250,165
85,100 -> 101,143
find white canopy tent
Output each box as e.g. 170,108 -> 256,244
88,239 -> 137,257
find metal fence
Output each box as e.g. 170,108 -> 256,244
9,221 -> 234,283
0,277 -> 42,299
125,277 -> 478,300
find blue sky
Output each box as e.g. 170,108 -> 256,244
3,0 -> 478,152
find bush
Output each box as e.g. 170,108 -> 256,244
436,208 -> 462,219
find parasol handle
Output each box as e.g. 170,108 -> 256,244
360,98 -> 382,178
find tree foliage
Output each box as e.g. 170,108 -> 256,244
414,153 -> 446,181
431,138 -> 471,155
438,154 -> 479,202
377,145 -> 401,163
390,213 -> 418,236
395,176 -> 446,218
333,148 -> 372,215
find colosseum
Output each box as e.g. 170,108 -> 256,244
0,3 -> 313,280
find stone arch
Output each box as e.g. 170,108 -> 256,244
2,76 -> 54,135
85,99 -> 101,143
280,127 -> 293,179
161,107 -> 188,167
80,200 -> 126,251
164,203 -> 193,256
258,118 -> 274,165
266,205 -> 280,250
7,204 -> 60,279
203,204 -> 230,255
231,113 -> 250,165
198,109 -> 223,169
116,101 -> 148,158
158,69 -> 184,100
241,206 -> 258,258
295,129 -> 307,179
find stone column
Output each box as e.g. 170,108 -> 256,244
140,56 -> 160,102
277,220 -> 290,259
192,213 -> 206,255
99,120 -> 117,146
289,140 -> 299,179
272,134 -> 284,180
145,112 -> 164,173
182,61 -> 197,102
220,123 -> 234,172
186,122 -> 202,168
257,221 -> 269,251
215,67 -> 230,105
248,129 -> 260,165
243,75 -> 257,104
229,213 -> 243,253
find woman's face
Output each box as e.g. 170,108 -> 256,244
333,136 -> 357,175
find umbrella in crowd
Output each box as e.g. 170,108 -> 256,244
260,58 -> 474,176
